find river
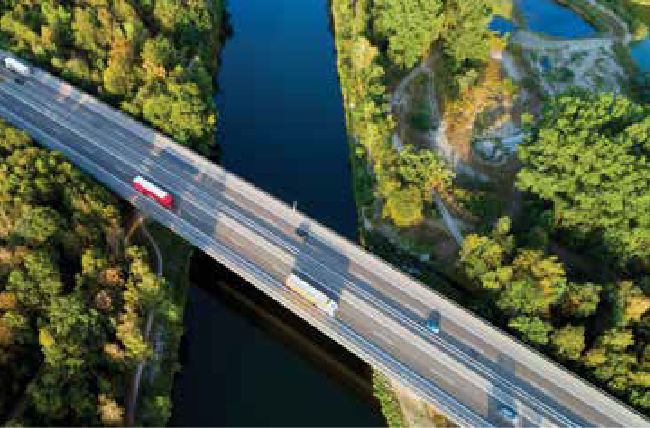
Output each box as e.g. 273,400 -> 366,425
169,0 -> 385,426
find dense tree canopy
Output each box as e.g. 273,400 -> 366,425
458,216 -> 650,413
0,0 -> 223,154
333,0 -> 650,418
372,0 -> 445,68
371,0 -> 493,69
0,119 -> 168,426
517,91 -> 650,262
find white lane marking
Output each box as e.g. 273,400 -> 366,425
372,330 -> 395,346
0,79 -> 581,428
0,99 -> 495,428
429,367 -> 458,385
20,79 -> 551,423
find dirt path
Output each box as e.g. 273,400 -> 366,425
390,60 -> 428,110
125,214 -> 163,426
390,60 -> 467,246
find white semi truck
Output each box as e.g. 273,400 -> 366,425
285,272 -> 338,317
4,57 -> 30,76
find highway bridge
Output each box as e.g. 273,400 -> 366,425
0,54 -> 648,428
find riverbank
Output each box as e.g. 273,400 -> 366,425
334,0 -> 645,425
331,0 -> 493,425
168,0 -> 385,425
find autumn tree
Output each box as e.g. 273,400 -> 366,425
459,217 -> 567,316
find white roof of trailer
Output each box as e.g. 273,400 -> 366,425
287,274 -> 330,305
134,175 -> 168,199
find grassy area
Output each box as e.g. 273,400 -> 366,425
133,221 -> 194,426
372,370 -> 407,427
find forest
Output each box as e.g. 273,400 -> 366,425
461,90 -> 650,410
0,0 -> 223,425
0,0 -> 223,155
0,117 -> 179,425
332,0 -> 650,420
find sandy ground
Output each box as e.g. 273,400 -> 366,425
510,30 -> 626,97
388,377 -> 459,428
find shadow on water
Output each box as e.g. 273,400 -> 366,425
169,0 -> 386,423
169,250 -> 385,427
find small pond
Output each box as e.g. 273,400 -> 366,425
489,15 -> 519,36
631,38 -> 650,73
515,0 -> 597,38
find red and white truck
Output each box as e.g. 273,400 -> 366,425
132,175 -> 173,209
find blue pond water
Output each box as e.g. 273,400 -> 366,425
489,15 -> 519,36
631,38 -> 650,73
515,0 -> 597,38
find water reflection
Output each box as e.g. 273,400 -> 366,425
515,0 -> 596,38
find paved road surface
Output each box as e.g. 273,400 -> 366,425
0,56 -> 647,428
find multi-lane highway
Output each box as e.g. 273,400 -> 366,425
0,55 -> 648,427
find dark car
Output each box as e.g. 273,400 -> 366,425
426,318 -> 440,333
498,405 -> 519,424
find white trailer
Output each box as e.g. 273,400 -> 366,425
4,57 -> 30,76
285,273 -> 338,317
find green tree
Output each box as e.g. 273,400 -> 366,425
550,324 -> 585,360
517,92 -> 650,261
508,316 -> 553,346
441,0 -> 493,63
40,294 -> 101,376
382,185 -> 424,228
598,328 -> 635,351
460,223 -> 567,316
610,281 -> 650,326
372,0 -> 444,68
15,206 -> 61,245
397,145 -> 454,200
560,282 -> 601,318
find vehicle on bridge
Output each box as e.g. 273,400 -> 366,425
285,272 -> 338,317
426,318 -> 440,334
498,404 -> 519,424
133,175 -> 173,209
3,57 -> 31,76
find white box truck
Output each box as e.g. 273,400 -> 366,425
286,272 -> 338,317
4,57 -> 30,76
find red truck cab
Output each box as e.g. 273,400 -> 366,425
132,175 -> 173,209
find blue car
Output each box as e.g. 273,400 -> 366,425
499,405 -> 519,423
426,318 -> 440,333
